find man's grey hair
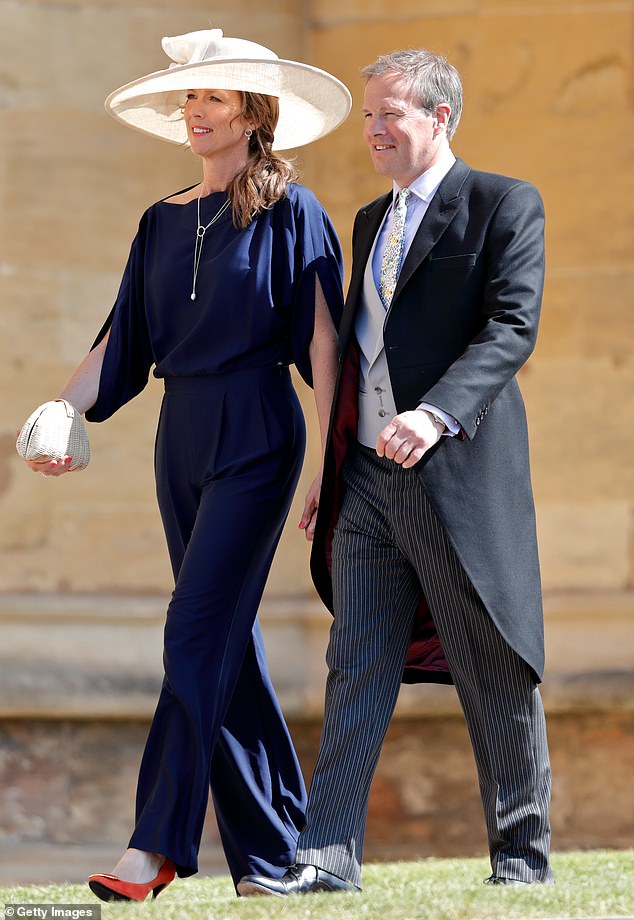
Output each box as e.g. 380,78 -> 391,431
362,49 -> 463,140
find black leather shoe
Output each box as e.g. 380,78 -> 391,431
237,863 -> 359,897
484,874 -> 554,886
484,875 -> 528,886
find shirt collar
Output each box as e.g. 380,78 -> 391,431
392,148 -> 456,204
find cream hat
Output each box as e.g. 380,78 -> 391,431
105,29 -> 352,151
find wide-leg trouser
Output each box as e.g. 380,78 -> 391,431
128,368 -> 308,884
296,444 -> 552,886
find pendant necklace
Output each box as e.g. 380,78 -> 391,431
190,192 -> 231,301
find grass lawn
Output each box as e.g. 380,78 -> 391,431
1,850 -> 632,920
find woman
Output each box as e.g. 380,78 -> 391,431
19,28 -> 350,901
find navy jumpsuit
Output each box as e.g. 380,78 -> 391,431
85,184 -> 344,885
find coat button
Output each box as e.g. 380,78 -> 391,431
378,409 -> 387,417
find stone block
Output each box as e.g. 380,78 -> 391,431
537,501 -> 630,591
55,509 -> 170,594
0,495 -> 169,593
465,7 -> 631,117
539,268 -> 634,361
521,356 -> 633,504
0,721 -> 214,849
548,711 -> 634,850
543,592 -> 634,683
0,724 -> 69,843
313,0 -> 477,23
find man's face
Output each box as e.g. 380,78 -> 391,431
362,72 -> 445,187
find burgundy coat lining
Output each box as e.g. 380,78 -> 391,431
322,342 -> 452,685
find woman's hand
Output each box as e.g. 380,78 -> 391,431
15,425 -> 74,477
16,332 -> 108,479
299,471 -> 322,542
24,455 -> 74,477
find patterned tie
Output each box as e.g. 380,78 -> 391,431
378,187 -> 410,309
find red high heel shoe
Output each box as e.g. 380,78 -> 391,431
88,857 -> 176,902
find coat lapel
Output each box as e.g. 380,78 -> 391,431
391,158 -> 471,305
338,193 -> 391,350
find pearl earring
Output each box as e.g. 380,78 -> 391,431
244,129 -> 253,138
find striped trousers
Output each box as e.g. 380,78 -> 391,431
296,444 -> 552,887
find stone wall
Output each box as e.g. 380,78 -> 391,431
0,0 -> 632,874
1,708 -> 633,882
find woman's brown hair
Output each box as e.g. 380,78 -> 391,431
227,92 -> 298,228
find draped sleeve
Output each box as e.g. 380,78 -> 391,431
85,210 -> 155,423
274,185 -> 344,388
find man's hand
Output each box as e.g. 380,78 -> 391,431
376,410 -> 444,468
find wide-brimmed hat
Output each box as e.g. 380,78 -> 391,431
105,29 -> 352,151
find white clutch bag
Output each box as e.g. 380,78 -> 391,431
16,399 -> 90,471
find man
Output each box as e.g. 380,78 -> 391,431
239,48 -> 553,895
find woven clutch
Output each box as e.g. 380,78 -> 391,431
16,399 -> 90,472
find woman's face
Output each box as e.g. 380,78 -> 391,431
183,88 -> 253,162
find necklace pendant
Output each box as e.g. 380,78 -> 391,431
191,194 -> 230,303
